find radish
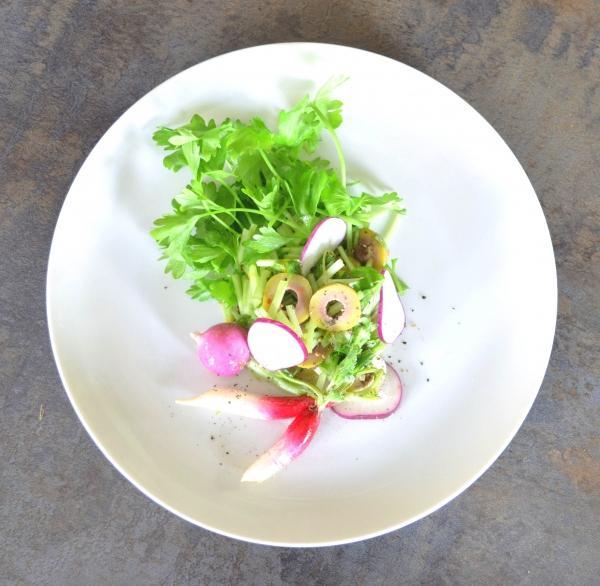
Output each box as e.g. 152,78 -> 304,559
300,217 -> 347,275
331,362 -> 403,419
377,270 -> 406,343
241,406 -> 321,482
247,318 -> 308,370
176,388 -> 315,420
191,323 -> 250,377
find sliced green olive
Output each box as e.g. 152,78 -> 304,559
309,283 -> 361,332
354,228 -> 389,270
262,273 -> 313,323
298,344 -> 330,369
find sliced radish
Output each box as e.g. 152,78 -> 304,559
176,388 -> 315,420
300,217 -> 347,275
247,318 -> 308,370
241,407 -> 320,482
377,270 -> 406,343
331,362 -> 403,419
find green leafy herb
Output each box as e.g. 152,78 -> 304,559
151,80 -> 408,404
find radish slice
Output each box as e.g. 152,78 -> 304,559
331,362 -> 403,419
377,270 -> 406,343
247,318 -> 308,370
300,217 -> 347,275
241,407 -> 321,482
176,388 -> 315,420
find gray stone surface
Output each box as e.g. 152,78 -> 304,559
1,0 -> 599,584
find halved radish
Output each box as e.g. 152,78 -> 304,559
377,270 -> 406,343
331,362 -> 402,419
247,318 -> 308,370
300,217 -> 346,275
241,406 -> 321,482
176,388 -> 315,420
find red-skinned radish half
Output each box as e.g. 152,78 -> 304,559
191,323 -> 250,377
241,406 -> 321,482
377,270 -> 406,344
176,388 -> 315,420
300,217 -> 347,275
331,362 -> 403,419
247,318 -> 308,370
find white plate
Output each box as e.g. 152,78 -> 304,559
47,43 -> 556,546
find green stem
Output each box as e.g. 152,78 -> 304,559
258,149 -> 281,180
228,208 -> 300,230
209,177 -> 252,226
314,107 -> 346,186
196,202 -> 237,235
268,206 -> 287,228
191,204 -> 299,231
336,245 -> 355,269
381,212 -> 400,244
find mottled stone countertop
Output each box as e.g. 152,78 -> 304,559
1,1 -> 598,584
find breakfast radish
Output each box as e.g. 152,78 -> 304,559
191,323 -> 250,377
241,406 -> 321,482
300,217 -> 347,275
247,318 -> 308,370
377,270 -> 406,343
331,362 -> 402,419
176,388 -> 315,420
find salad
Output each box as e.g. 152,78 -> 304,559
151,79 -> 407,482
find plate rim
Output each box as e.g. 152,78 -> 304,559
46,41 -> 558,547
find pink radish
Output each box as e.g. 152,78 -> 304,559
377,270 -> 406,343
247,318 -> 308,370
241,406 -> 321,482
300,217 -> 347,275
191,323 -> 250,377
331,362 -> 403,419
176,388 -> 315,420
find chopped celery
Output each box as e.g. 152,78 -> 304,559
267,278 -> 288,316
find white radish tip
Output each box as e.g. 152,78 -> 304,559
241,446 -> 281,482
175,396 -> 202,405
190,331 -> 202,344
240,466 -> 272,483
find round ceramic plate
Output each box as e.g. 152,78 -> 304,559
47,43 -> 556,546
